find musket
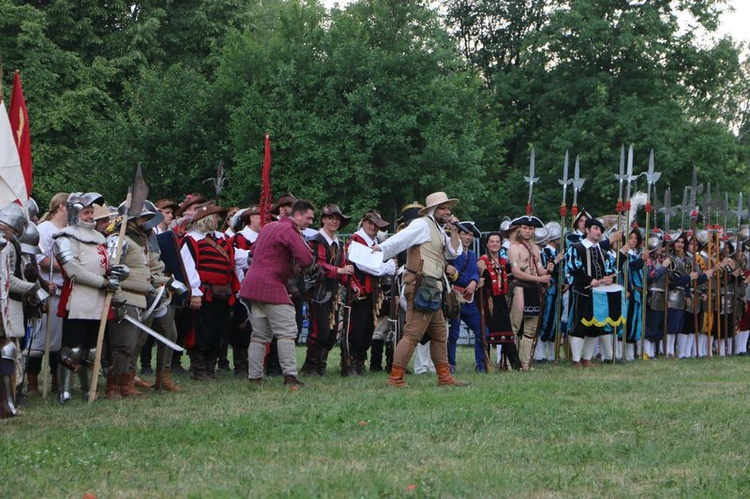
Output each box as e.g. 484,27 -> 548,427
555,151 -> 572,363
640,150 -> 660,359
524,146 -> 539,215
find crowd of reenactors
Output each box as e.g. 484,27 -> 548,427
2,188 -> 749,418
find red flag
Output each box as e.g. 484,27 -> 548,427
259,134 -> 273,227
9,71 -> 32,199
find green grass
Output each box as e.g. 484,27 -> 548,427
4,348 -> 750,498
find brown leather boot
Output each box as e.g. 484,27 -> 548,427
387,365 -> 408,387
106,373 -> 123,400
134,374 -> 153,389
26,373 -> 41,396
120,371 -> 145,397
153,369 -> 181,393
436,363 -> 470,387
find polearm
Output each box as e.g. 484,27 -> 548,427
524,146 -> 544,367
621,145 -> 637,357
41,247 -> 54,398
524,146 -> 539,216
658,187 -> 672,357
688,168 -> 703,356
88,164 -> 149,403
730,192 -> 747,356
640,150 -> 661,359
88,188 -> 131,403
554,151 -> 572,363
705,181 -> 714,357
567,155 -> 585,362
613,145 -> 627,363
716,184 -> 726,356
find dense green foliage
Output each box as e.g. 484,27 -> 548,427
1,0 -> 747,227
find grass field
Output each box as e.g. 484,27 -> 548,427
4,347 -> 750,498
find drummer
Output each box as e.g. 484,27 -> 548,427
565,217 -> 618,367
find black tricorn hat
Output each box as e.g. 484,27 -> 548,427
510,215 -> 543,228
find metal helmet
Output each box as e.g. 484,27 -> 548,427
19,222 -> 42,255
545,221 -> 562,241
647,232 -> 663,252
0,202 -> 28,236
117,200 -> 158,224
67,192 -> 105,226
534,226 -> 549,246
695,230 -> 709,248
27,197 -> 39,221
140,200 -> 164,231
738,225 -> 750,244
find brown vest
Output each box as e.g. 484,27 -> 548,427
406,217 -> 446,290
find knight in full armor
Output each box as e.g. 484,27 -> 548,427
53,193 -> 126,402
302,204 -> 356,376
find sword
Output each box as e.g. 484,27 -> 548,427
123,314 -> 184,352
524,146 -> 539,215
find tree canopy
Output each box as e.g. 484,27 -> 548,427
1,0 -> 747,228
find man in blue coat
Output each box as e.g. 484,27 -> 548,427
447,221 -> 485,373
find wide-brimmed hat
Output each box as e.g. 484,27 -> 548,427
240,205 -> 262,221
321,204 -> 351,229
176,195 -> 207,217
456,221 -> 481,238
271,193 -> 297,215
362,209 -> 390,229
155,199 -> 179,212
418,192 -> 458,216
510,215 -> 543,228
192,201 -> 228,223
92,203 -> 112,221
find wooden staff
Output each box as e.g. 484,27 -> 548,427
41,248 -> 54,398
87,190 -> 131,403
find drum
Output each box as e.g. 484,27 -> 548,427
584,283 -> 626,329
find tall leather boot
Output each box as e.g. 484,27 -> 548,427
300,344 -> 319,376
436,363 -> 470,387
105,373 -> 122,400
316,348 -> 329,376
120,371 -> 145,397
233,346 -> 249,379
26,372 -> 40,396
205,350 -> 218,380
189,350 -> 206,381
153,368 -> 181,392
370,339 -> 384,372
388,365 -> 407,387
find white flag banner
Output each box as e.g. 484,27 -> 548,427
0,100 -> 27,208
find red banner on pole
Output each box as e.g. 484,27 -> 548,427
9,71 -> 32,199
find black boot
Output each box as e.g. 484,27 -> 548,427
300,344 -> 319,376
370,339 -> 384,372
317,348 -> 329,376
232,345 -> 248,379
